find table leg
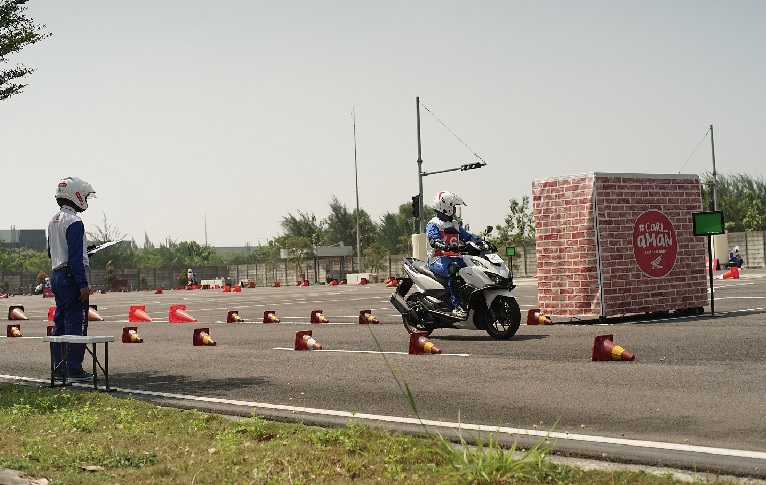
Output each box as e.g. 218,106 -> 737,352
104,342 -> 111,391
91,343 -> 98,390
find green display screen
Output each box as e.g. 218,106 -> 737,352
693,211 -> 724,236
505,246 -> 516,256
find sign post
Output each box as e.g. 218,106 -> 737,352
693,211 -> 725,316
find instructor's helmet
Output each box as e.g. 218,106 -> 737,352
431,191 -> 466,217
55,176 -> 96,212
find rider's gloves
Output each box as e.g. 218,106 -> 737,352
430,240 -> 450,251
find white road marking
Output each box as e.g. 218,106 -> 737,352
272,347 -> 470,356
2,373 -> 763,461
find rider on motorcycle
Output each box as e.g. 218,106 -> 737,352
426,191 -> 480,319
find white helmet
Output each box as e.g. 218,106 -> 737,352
431,191 -> 466,217
734,246 -> 740,253
55,176 -> 96,212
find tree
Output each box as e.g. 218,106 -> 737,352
491,196 -> 535,250
275,235 -> 313,280
1,0 -> 51,101
321,195 -> 377,252
701,173 -> 766,232
87,213 -> 136,269
376,202 -> 424,254
281,211 -> 323,245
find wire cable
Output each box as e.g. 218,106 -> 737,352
678,127 -> 711,174
420,102 -> 487,164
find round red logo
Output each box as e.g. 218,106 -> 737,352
632,210 -> 677,277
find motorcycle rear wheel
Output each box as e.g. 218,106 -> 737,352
484,296 -> 521,340
402,294 -> 433,335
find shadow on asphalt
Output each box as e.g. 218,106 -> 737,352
113,372 -> 270,394
435,334 -> 549,342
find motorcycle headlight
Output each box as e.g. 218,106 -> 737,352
486,273 -> 507,285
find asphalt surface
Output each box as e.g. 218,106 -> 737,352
1,270 -> 765,478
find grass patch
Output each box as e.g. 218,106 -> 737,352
0,383 -> 738,484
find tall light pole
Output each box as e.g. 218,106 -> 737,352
353,107 -> 362,271
710,124 -> 718,211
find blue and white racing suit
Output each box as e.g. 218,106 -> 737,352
426,216 -> 478,308
47,205 -> 90,375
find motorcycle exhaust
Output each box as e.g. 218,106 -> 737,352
390,292 -> 410,315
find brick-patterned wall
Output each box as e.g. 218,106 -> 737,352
532,174 -> 601,317
533,173 -> 709,320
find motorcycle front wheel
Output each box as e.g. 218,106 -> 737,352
483,296 -> 521,340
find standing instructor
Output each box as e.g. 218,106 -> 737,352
47,176 -> 97,381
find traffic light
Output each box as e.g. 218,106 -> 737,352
411,195 -> 420,218
460,162 -> 484,171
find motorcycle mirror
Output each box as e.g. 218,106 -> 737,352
484,225 -> 493,235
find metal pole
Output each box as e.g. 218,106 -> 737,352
710,125 -> 718,211
353,107 -> 362,271
416,97 -> 424,233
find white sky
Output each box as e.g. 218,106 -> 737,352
3,1 -> 765,248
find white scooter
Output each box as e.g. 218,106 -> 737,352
390,230 -> 521,340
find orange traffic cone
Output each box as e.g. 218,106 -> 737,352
233,285 -> 242,292
294,330 -> 322,350
47,306 -> 56,321
272,281 -> 281,287
592,334 -> 635,361
263,310 -> 280,323
358,277 -> 368,285
227,310 -> 245,323
222,284 -> 232,292
129,305 -> 153,322
409,331 -> 441,355
169,304 -> 197,323
384,277 -> 399,287
310,310 -> 329,324
359,310 -> 379,324
122,326 -> 144,343
88,305 -> 105,321
6,324 -> 22,337
8,305 -> 28,320
328,279 -> 338,286
155,286 -> 164,294
193,328 -> 216,346
720,266 -> 740,279
526,308 -> 552,325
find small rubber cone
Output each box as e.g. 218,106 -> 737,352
592,334 -> 635,361
227,310 -> 245,323
155,287 -> 163,294
263,310 -> 280,323
233,285 -> 242,292
527,308 -> 552,325
88,305 -> 105,322
8,305 -> 28,320
409,331 -> 441,355
129,305 -> 153,322
122,326 -> 144,343
193,328 -> 216,346
328,279 -> 338,286
720,266 -> 740,279
310,310 -> 329,324
358,277 -> 368,285
359,310 -> 379,324
46,325 -> 53,336
272,281 -> 281,287
47,306 -> 56,322
222,284 -> 232,293
169,304 -> 197,323
294,330 -> 322,350
6,324 -> 22,337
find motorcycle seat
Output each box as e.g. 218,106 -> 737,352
409,259 -> 450,286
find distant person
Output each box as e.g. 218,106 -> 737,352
47,176 -> 97,381
729,246 -> 744,269
187,268 -> 198,286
